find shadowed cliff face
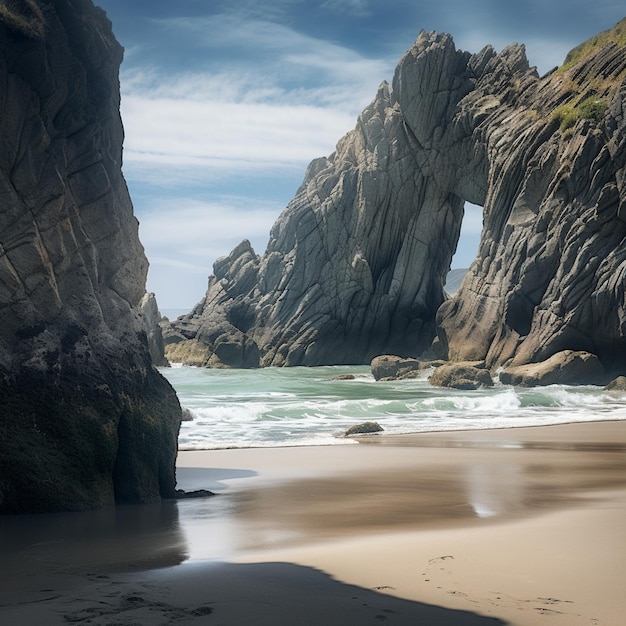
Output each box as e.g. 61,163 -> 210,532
0,0 -> 181,513
167,25 -> 626,373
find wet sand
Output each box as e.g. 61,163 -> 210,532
1,420 -> 625,624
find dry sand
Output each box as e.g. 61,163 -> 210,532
1,420 -> 625,625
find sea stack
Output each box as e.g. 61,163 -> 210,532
0,0 -> 181,513
165,20 -> 626,378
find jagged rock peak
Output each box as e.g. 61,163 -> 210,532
167,21 -> 626,378
0,0 -> 181,513
140,292 -> 169,367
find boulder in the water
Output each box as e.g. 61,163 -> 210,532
344,421 -> 384,436
605,376 -> 626,391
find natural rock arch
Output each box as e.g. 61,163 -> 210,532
166,27 -> 626,376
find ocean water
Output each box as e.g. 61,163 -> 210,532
159,364 -> 626,450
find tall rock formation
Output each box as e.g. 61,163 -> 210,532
140,292 -> 169,367
166,80 -> 466,367
167,21 -> 626,376
436,26 -> 626,375
0,0 -> 181,513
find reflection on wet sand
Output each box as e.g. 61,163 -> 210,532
1,422 -> 625,626
4,424 -> 624,574
467,464 -> 524,518
206,425 -> 626,554
0,501 -> 187,578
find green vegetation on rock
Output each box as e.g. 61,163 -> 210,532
560,17 -> 626,71
0,0 -> 45,39
552,96 -> 608,131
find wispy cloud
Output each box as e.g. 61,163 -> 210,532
138,194 -> 283,305
121,90 -> 357,169
321,0 -> 372,17
137,195 -> 282,264
119,13 -> 394,188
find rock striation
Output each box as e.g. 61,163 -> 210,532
428,362 -> 494,390
140,292 -> 169,367
499,350 -> 605,387
167,21 -> 626,379
435,22 -> 626,378
370,354 -> 434,381
0,0 -> 181,513
167,77 -> 465,367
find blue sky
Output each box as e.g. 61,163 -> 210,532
95,0 -> 625,308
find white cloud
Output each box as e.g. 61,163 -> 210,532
118,14 -> 394,187
138,195 -> 283,307
137,196 -> 281,260
121,91 -> 358,172
153,14 -> 324,54
147,257 -> 209,273
462,203 -> 483,234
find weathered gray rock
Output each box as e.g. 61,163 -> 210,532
0,1 -> 181,513
436,25 -> 626,378
170,77 -> 464,367
163,240 -> 262,367
371,355 -> 423,381
169,22 -> 626,379
605,376 -> 626,391
499,351 -> 605,387
181,407 -> 195,422
140,292 -> 169,367
429,363 -> 493,390
344,421 -> 384,436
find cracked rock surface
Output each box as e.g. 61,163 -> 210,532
0,0 -> 181,513
167,25 -> 626,374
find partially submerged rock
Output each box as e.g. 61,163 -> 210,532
371,355 -> 446,380
499,351 -> 605,387
429,363 -> 493,390
371,355 -> 423,381
605,376 -> 626,391
173,489 -> 216,499
344,422 -> 384,436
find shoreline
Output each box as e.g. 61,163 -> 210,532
2,419 -> 625,624
176,415 -> 626,452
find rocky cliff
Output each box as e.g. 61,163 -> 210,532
166,78 -> 466,367
166,20 -> 626,377
140,292 -> 169,367
435,24 -> 626,375
0,0 -> 181,513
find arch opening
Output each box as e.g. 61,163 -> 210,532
445,202 -> 483,295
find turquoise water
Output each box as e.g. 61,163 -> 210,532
159,364 -> 626,450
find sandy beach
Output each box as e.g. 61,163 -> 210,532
1,420 -> 625,625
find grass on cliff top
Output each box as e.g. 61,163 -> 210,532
549,17 -> 626,131
0,0 -> 45,39
552,96 -> 608,131
560,16 -> 626,71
